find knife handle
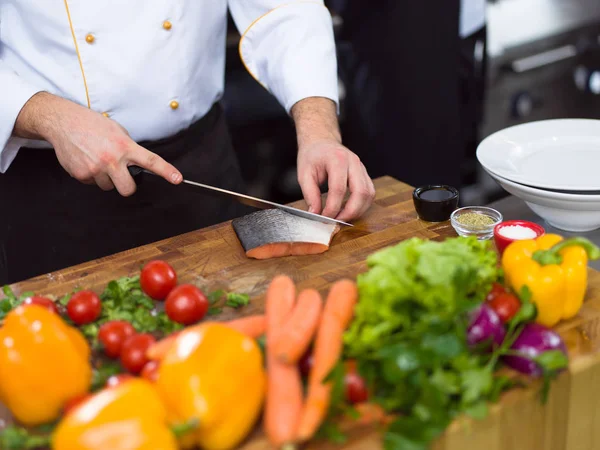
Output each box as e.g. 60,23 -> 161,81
128,165 -> 144,177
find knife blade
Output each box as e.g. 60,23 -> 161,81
128,166 -> 353,227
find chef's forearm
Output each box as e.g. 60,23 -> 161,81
291,97 -> 342,147
14,91 -> 61,141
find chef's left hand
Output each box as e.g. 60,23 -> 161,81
293,98 -> 375,222
297,140 -> 375,222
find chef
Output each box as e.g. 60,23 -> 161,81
0,1 -> 375,285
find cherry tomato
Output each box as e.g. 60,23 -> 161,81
105,374 -> 134,388
165,284 -> 209,325
488,292 -> 521,323
486,282 -> 507,303
344,361 -> 369,404
140,260 -> 177,300
120,333 -> 156,374
67,290 -> 102,325
22,296 -> 59,315
63,393 -> 92,414
98,321 -> 137,359
299,350 -> 314,378
141,360 -> 160,382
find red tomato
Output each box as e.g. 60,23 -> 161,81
344,361 -> 369,405
486,282 -> 507,303
299,350 -> 314,378
63,393 -> 92,414
141,360 -> 160,382
105,374 -> 134,388
165,284 -> 208,325
22,296 -> 59,315
120,333 -> 156,374
98,321 -> 137,359
488,292 -> 521,323
67,290 -> 102,325
140,260 -> 177,300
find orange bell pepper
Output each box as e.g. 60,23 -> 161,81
155,322 -> 266,450
0,305 -> 92,425
52,378 -> 179,450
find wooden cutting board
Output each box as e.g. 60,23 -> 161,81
4,176 -> 600,450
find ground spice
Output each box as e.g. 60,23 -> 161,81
456,212 -> 495,228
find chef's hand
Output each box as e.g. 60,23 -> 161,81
14,92 -> 182,196
292,97 -> 375,222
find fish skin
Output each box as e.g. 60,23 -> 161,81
232,209 -> 340,259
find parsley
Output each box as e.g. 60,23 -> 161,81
0,425 -> 52,449
75,275 -> 183,339
225,293 -> 250,308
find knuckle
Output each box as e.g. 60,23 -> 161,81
87,163 -> 101,177
144,152 -> 159,167
330,185 -> 346,196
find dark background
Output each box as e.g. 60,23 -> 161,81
221,0 -> 600,207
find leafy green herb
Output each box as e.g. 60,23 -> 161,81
207,290 -> 225,305
207,307 -> 223,316
343,237 -> 506,449
72,275 -> 183,339
225,293 -> 250,308
0,425 -> 52,449
91,361 -> 122,391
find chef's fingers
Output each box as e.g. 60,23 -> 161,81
335,159 -> 375,222
129,145 -> 183,185
108,165 -> 138,197
299,169 -> 324,214
94,173 -> 115,192
321,158 -> 349,218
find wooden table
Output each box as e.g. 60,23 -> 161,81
4,176 -> 600,450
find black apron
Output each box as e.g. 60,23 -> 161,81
336,0 -> 479,189
0,103 -> 251,285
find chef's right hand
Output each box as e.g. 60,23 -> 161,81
14,92 -> 183,196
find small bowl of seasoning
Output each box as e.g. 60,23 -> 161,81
450,206 -> 503,240
494,220 -> 545,255
413,185 -> 460,222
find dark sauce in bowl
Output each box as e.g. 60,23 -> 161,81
413,185 -> 459,222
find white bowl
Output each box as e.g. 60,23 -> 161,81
484,169 -> 600,232
477,118 -> 600,192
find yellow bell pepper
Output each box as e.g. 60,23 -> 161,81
52,378 -> 180,450
155,322 -> 266,450
0,305 -> 92,426
502,234 -> 600,327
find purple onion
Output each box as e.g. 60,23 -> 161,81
503,323 -> 568,377
467,304 -> 506,350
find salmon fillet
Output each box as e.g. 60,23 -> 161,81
232,209 -> 340,259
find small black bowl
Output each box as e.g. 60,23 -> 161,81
413,185 -> 460,222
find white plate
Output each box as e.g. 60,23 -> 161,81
484,168 -> 600,232
477,119 -> 600,191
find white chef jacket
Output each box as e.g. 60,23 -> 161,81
460,0 -> 486,38
0,0 -> 339,173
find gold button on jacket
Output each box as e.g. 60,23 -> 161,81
85,34 -> 95,44
163,20 -> 172,30
170,100 -> 179,110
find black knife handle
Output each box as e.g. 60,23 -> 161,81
128,165 -> 144,177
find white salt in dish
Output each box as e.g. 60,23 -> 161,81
497,225 -> 538,240
493,220 -> 546,255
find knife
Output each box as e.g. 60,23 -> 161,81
128,166 -> 353,227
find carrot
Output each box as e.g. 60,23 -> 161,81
146,315 -> 266,361
273,289 -> 323,364
296,279 -> 358,442
263,275 -> 304,448
223,314 -> 266,338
